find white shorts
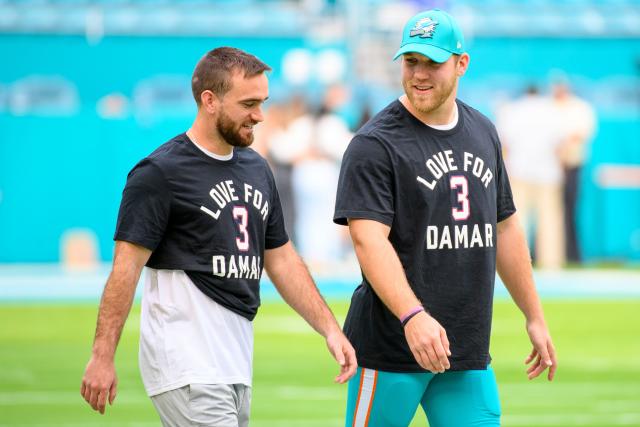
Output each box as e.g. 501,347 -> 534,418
150,383 -> 251,427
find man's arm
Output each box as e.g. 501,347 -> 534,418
348,219 -> 450,373
81,241 -> 151,413
264,241 -> 357,384
496,213 -> 557,381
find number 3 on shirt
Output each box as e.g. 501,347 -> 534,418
450,175 -> 470,220
233,206 -> 250,251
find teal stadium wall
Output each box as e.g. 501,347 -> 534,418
0,35 -> 638,263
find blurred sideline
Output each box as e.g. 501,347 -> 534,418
0,263 -> 638,302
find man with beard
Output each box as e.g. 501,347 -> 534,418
81,47 -> 356,426
334,10 -> 556,427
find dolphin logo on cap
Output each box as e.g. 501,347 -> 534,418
409,17 -> 438,38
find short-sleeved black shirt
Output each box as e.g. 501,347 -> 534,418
334,100 -> 516,372
115,133 -> 289,320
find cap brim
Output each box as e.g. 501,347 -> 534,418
393,43 -> 452,63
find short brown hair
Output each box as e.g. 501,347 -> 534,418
191,47 -> 271,105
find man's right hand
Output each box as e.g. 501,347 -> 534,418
81,356 -> 118,414
80,241 -> 149,415
403,311 -> 451,373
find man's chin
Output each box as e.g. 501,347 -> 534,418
410,100 -> 438,114
406,94 -> 430,110
239,128 -> 255,145
230,136 -> 253,148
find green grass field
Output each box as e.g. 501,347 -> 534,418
1,299 -> 639,426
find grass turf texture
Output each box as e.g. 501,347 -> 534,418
0,300 -> 639,426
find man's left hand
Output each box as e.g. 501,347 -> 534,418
325,330 -> 357,384
525,319 -> 557,381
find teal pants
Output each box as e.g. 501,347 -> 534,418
345,366 -> 501,427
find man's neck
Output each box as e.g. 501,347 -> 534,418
188,118 -> 233,156
400,95 -> 457,127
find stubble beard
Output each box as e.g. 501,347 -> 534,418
404,74 -> 457,115
216,109 -> 254,148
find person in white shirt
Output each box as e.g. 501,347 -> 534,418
497,85 -> 565,269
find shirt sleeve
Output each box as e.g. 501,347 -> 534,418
265,166 -> 290,250
495,140 -> 517,222
113,159 -> 172,250
334,134 -> 395,226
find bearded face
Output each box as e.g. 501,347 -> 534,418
401,53 -> 461,116
202,71 -> 268,149
403,66 -> 457,115
216,107 -> 257,148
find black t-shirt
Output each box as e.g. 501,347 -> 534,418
334,99 -> 516,372
114,133 -> 289,321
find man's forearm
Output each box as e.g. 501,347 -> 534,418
351,230 -> 421,319
92,245 -> 146,359
348,220 -> 450,373
496,216 -> 545,322
497,215 -> 557,381
266,243 -> 341,337
92,273 -> 139,359
265,242 -> 357,383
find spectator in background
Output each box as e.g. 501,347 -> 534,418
552,80 -> 596,263
291,85 -> 353,270
496,85 -> 565,269
266,86 -> 353,270
260,95 -> 309,246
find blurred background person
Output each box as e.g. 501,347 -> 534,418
552,78 -> 597,264
254,96 -> 307,244
294,85 -> 354,270
261,95 -> 311,252
496,85 -> 565,269
289,85 -> 353,270
257,87 -> 353,270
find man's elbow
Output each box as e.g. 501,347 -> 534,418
265,243 -> 299,275
497,212 -> 520,235
349,231 -> 385,256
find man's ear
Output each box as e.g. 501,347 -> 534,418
200,90 -> 219,115
456,53 -> 470,77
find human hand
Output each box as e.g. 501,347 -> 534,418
81,356 -> 118,414
403,311 -> 451,373
325,330 -> 358,384
525,319 -> 557,381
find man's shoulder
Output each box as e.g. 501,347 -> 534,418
146,133 -> 189,165
458,100 -> 491,125
123,133 -> 186,179
235,147 -> 273,174
355,99 -> 407,141
236,146 -> 268,164
458,100 -> 498,135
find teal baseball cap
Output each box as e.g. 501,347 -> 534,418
393,9 -> 465,63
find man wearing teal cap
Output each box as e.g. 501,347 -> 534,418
334,9 -> 557,427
